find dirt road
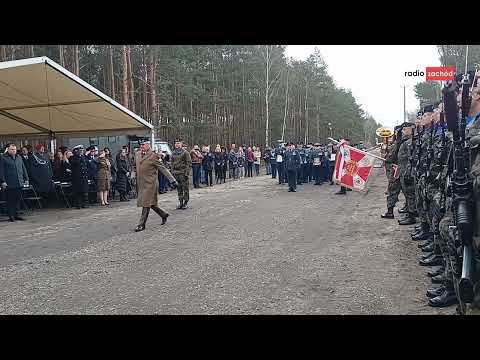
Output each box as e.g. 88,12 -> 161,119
0,170 -> 452,314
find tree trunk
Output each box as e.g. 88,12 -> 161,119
122,45 -> 129,108
304,78 -> 309,144
0,45 -> 6,61
149,46 -> 157,124
265,46 -> 270,147
108,45 -> 115,100
59,45 -> 65,67
127,45 -> 135,112
282,69 -> 289,142
73,45 -> 80,76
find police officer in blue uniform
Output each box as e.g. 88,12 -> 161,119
297,144 -> 305,185
269,145 -> 277,179
310,143 -> 322,185
284,142 -> 301,192
275,144 -> 285,184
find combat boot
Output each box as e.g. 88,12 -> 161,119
431,274 -> 446,284
182,199 -> 189,209
427,266 -> 444,278
398,213 -> 416,225
419,254 -> 443,266
412,231 -> 433,241
176,200 -> 184,210
398,204 -> 408,214
381,207 -> 394,219
420,244 -> 441,260
418,239 -> 433,249
426,285 -> 445,298
421,243 -> 435,253
428,288 -> 458,307
151,206 -> 169,225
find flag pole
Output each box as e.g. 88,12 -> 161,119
328,137 -> 386,161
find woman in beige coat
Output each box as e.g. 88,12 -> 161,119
96,150 -> 111,206
134,141 -> 178,232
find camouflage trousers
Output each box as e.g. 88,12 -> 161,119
174,174 -> 190,203
414,175 -> 428,224
386,172 -> 401,209
438,215 -> 454,290
400,173 -> 416,213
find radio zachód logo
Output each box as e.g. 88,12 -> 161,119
405,67 -> 455,81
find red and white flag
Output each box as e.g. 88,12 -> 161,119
333,144 -> 377,192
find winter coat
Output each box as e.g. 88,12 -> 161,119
29,152 -> 54,193
0,153 -> 29,189
86,155 -> 98,180
135,149 -> 176,208
70,154 -> 89,193
190,149 -> 203,165
228,151 -> 238,168
96,157 -> 111,181
115,155 -> 130,193
53,160 -> 72,182
202,152 -> 214,171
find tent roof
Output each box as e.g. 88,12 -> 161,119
0,56 -> 153,138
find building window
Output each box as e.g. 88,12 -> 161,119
89,137 -> 99,146
108,136 -> 117,143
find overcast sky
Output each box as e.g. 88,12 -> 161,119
285,45 -> 440,129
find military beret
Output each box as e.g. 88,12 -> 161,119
314,142 -> 321,146
402,122 -> 415,127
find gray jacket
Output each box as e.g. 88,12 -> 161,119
0,153 -> 29,189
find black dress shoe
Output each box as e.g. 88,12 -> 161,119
181,201 -> 188,209
134,225 -> 145,232
426,286 -> 445,298
398,207 -> 408,214
8,216 -> 15,222
431,274 -> 446,284
161,214 -> 169,225
14,216 -> 25,221
427,267 -> 444,277
419,255 -> 443,267
428,290 -> 458,307
335,191 -> 346,195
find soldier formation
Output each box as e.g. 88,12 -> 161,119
266,141 -> 349,193
381,70 -> 480,314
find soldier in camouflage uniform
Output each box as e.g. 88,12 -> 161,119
381,125 -> 403,219
397,123 -> 417,225
171,139 -> 192,210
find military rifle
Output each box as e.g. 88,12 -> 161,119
442,72 -> 475,307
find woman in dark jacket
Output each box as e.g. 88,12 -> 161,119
221,147 -> 228,183
214,145 -> 223,184
115,148 -> 130,201
70,145 -> 89,209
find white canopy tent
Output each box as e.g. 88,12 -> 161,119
0,56 -> 154,149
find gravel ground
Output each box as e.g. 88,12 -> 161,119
0,170 -> 454,314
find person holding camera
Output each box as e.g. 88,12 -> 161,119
0,143 -> 29,222
190,145 -> 203,188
